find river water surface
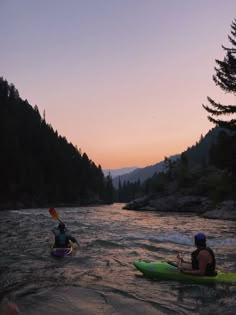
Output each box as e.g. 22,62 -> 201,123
0,204 -> 236,314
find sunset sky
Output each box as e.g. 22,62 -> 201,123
1,1 -> 235,170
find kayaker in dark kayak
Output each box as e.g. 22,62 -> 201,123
177,233 -> 217,276
52,223 -> 80,248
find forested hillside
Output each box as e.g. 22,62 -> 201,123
118,19 -> 236,204
115,127 -> 235,203
0,77 -> 113,209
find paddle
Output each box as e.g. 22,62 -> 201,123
166,260 -> 178,267
49,207 -> 80,248
49,207 -> 65,225
177,253 -> 183,270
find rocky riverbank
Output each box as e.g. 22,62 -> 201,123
123,195 -> 236,220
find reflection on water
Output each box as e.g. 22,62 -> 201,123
0,204 -> 236,314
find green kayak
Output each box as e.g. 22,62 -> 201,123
133,261 -> 236,284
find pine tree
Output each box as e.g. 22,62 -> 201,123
203,19 -> 236,130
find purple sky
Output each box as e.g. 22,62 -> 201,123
1,0 -> 235,169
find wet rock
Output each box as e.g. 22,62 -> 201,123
176,195 -> 210,213
123,194 -> 211,213
122,196 -> 149,210
202,200 -> 236,220
123,195 -> 236,220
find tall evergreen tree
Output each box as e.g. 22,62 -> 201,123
203,19 -> 236,130
0,77 -> 111,208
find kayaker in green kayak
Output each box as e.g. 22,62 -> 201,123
177,233 -> 217,276
52,223 -> 80,248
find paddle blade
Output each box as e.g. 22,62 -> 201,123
49,207 -> 59,220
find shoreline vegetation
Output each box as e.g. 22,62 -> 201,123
120,19 -> 236,222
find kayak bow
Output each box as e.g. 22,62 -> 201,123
133,260 -> 236,284
50,243 -> 73,257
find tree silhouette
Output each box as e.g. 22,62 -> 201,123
203,19 -> 236,130
0,77 -> 113,208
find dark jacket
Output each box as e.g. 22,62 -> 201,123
52,227 -> 76,248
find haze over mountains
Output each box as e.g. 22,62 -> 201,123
103,167 -> 138,178
112,155 -> 179,188
110,127 -> 225,189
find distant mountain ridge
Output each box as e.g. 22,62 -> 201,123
112,154 -> 180,188
112,127 -> 226,189
103,167 -> 138,178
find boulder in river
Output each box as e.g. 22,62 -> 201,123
123,194 -> 210,214
123,195 -> 236,220
202,200 -> 236,220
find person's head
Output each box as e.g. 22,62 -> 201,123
194,232 -> 206,248
58,223 -> 65,231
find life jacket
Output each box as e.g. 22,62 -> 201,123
55,231 -> 70,248
191,247 -> 217,276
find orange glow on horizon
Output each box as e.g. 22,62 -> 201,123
1,1 -> 235,170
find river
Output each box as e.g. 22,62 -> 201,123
0,203 -> 236,314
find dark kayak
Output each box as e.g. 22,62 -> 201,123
133,260 -> 236,284
50,244 -> 73,257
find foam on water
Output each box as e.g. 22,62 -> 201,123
1,205 -> 235,315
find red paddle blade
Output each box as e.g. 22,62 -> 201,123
49,207 -> 59,220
